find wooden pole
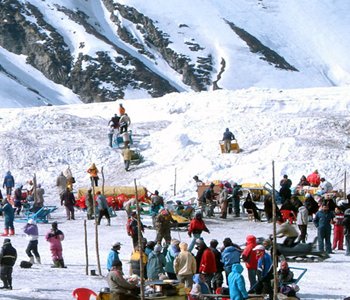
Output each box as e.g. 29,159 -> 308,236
134,179 -> 145,300
272,161 -> 278,300
33,173 -> 37,203
84,220 -> 89,275
92,176 -> 102,276
174,168 -> 177,196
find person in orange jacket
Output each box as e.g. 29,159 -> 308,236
87,163 -> 99,186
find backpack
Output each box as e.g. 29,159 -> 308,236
20,261 -> 33,268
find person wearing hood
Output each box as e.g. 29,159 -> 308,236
2,171 -> 15,200
188,211 -> 210,252
23,219 -> 41,264
190,273 -> 210,299
241,235 -> 258,290
221,237 -> 242,283
0,238 -> 17,290
165,239 -> 180,279
45,221 -> 65,268
296,204 -> 309,243
147,244 -> 166,280
253,244 -> 273,299
228,264 -> 248,300
174,242 -> 196,288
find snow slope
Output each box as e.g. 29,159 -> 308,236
0,86 -> 349,299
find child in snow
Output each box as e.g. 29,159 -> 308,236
45,221 -> 65,268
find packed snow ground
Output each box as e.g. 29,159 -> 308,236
0,86 -> 350,299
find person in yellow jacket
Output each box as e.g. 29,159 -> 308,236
122,147 -> 132,171
87,163 -> 99,186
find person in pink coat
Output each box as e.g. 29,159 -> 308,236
45,221 -> 65,268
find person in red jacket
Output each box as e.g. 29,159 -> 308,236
307,170 -> 321,187
195,238 -> 217,293
188,212 -> 210,252
333,206 -> 344,250
241,235 -> 258,291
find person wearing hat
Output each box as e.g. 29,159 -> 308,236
107,260 -> 139,299
241,235 -> 258,290
45,221 -> 65,268
174,242 -> 196,288
87,163 -> 99,187
0,238 -> 17,290
23,219 -> 41,264
188,211 -> 210,252
251,244 -> 272,298
107,242 -> 121,272
147,244 -> 166,280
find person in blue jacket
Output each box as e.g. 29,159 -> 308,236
228,264 -> 248,300
221,238 -> 242,282
107,242 -> 121,271
2,171 -> 15,198
0,200 -> 15,236
146,244 -> 166,280
313,203 -> 335,254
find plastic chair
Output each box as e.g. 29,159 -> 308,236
72,287 -> 97,300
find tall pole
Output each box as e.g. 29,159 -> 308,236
272,161 -> 278,299
84,220 -> 89,275
92,178 -> 102,276
102,166 -> 105,196
134,179 -> 145,300
174,168 -> 177,196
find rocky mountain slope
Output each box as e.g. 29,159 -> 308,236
0,0 -> 349,106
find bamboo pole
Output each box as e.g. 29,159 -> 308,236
272,161 -> 278,300
102,166 -> 105,195
33,173 -> 37,203
134,179 -> 145,300
92,175 -> 102,276
84,220 -> 89,275
344,171 -> 347,200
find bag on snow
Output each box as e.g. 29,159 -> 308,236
20,261 -> 33,268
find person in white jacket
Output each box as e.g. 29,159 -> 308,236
296,205 -> 309,243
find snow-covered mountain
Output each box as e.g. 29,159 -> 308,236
1,0 -> 350,107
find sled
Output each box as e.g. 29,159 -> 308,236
15,206 -> 57,223
276,237 -> 330,262
219,139 -> 240,153
112,130 -> 133,148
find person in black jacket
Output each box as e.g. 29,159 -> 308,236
0,238 -> 17,290
209,239 -> 224,291
342,209 -> 350,256
61,187 -> 76,220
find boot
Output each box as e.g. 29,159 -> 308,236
0,229 -> 9,236
29,257 -> 34,264
36,257 -> 41,264
9,228 -> 15,236
58,259 -> 66,268
51,260 -> 60,268
107,219 -> 111,226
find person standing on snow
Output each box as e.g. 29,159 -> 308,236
228,264 -> 249,300
0,200 -> 15,236
0,238 -> 17,290
32,184 -> 45,213
119,113 -> 131,134
313,203 -> 335,254
45,221 -> 65,268
174,242 -> 197,289
2,171 -> 15,200
241,235 -> 258,291
296,204 -> 309,243
279,175 -> 292,204
147,244 -> 166,280
85,188 -> 94,220
155,209 -> 176,245
222,128 -> 235,153
122,146 -> 132,171
60,187 -> 76,220
96,191 -> 111,226
56,172 -> 67,198
23,219 -> 41,264
187,211 -> 210,252
87,163 -> 99,187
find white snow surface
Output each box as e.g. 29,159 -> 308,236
0,86 -> 349,299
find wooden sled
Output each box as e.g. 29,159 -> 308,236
219,140 -> 240,153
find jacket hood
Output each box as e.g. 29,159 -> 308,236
180,242 -> 188,251
225,245 -> 241,253
231,263 -> 244,274
246,235 -> 256,245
